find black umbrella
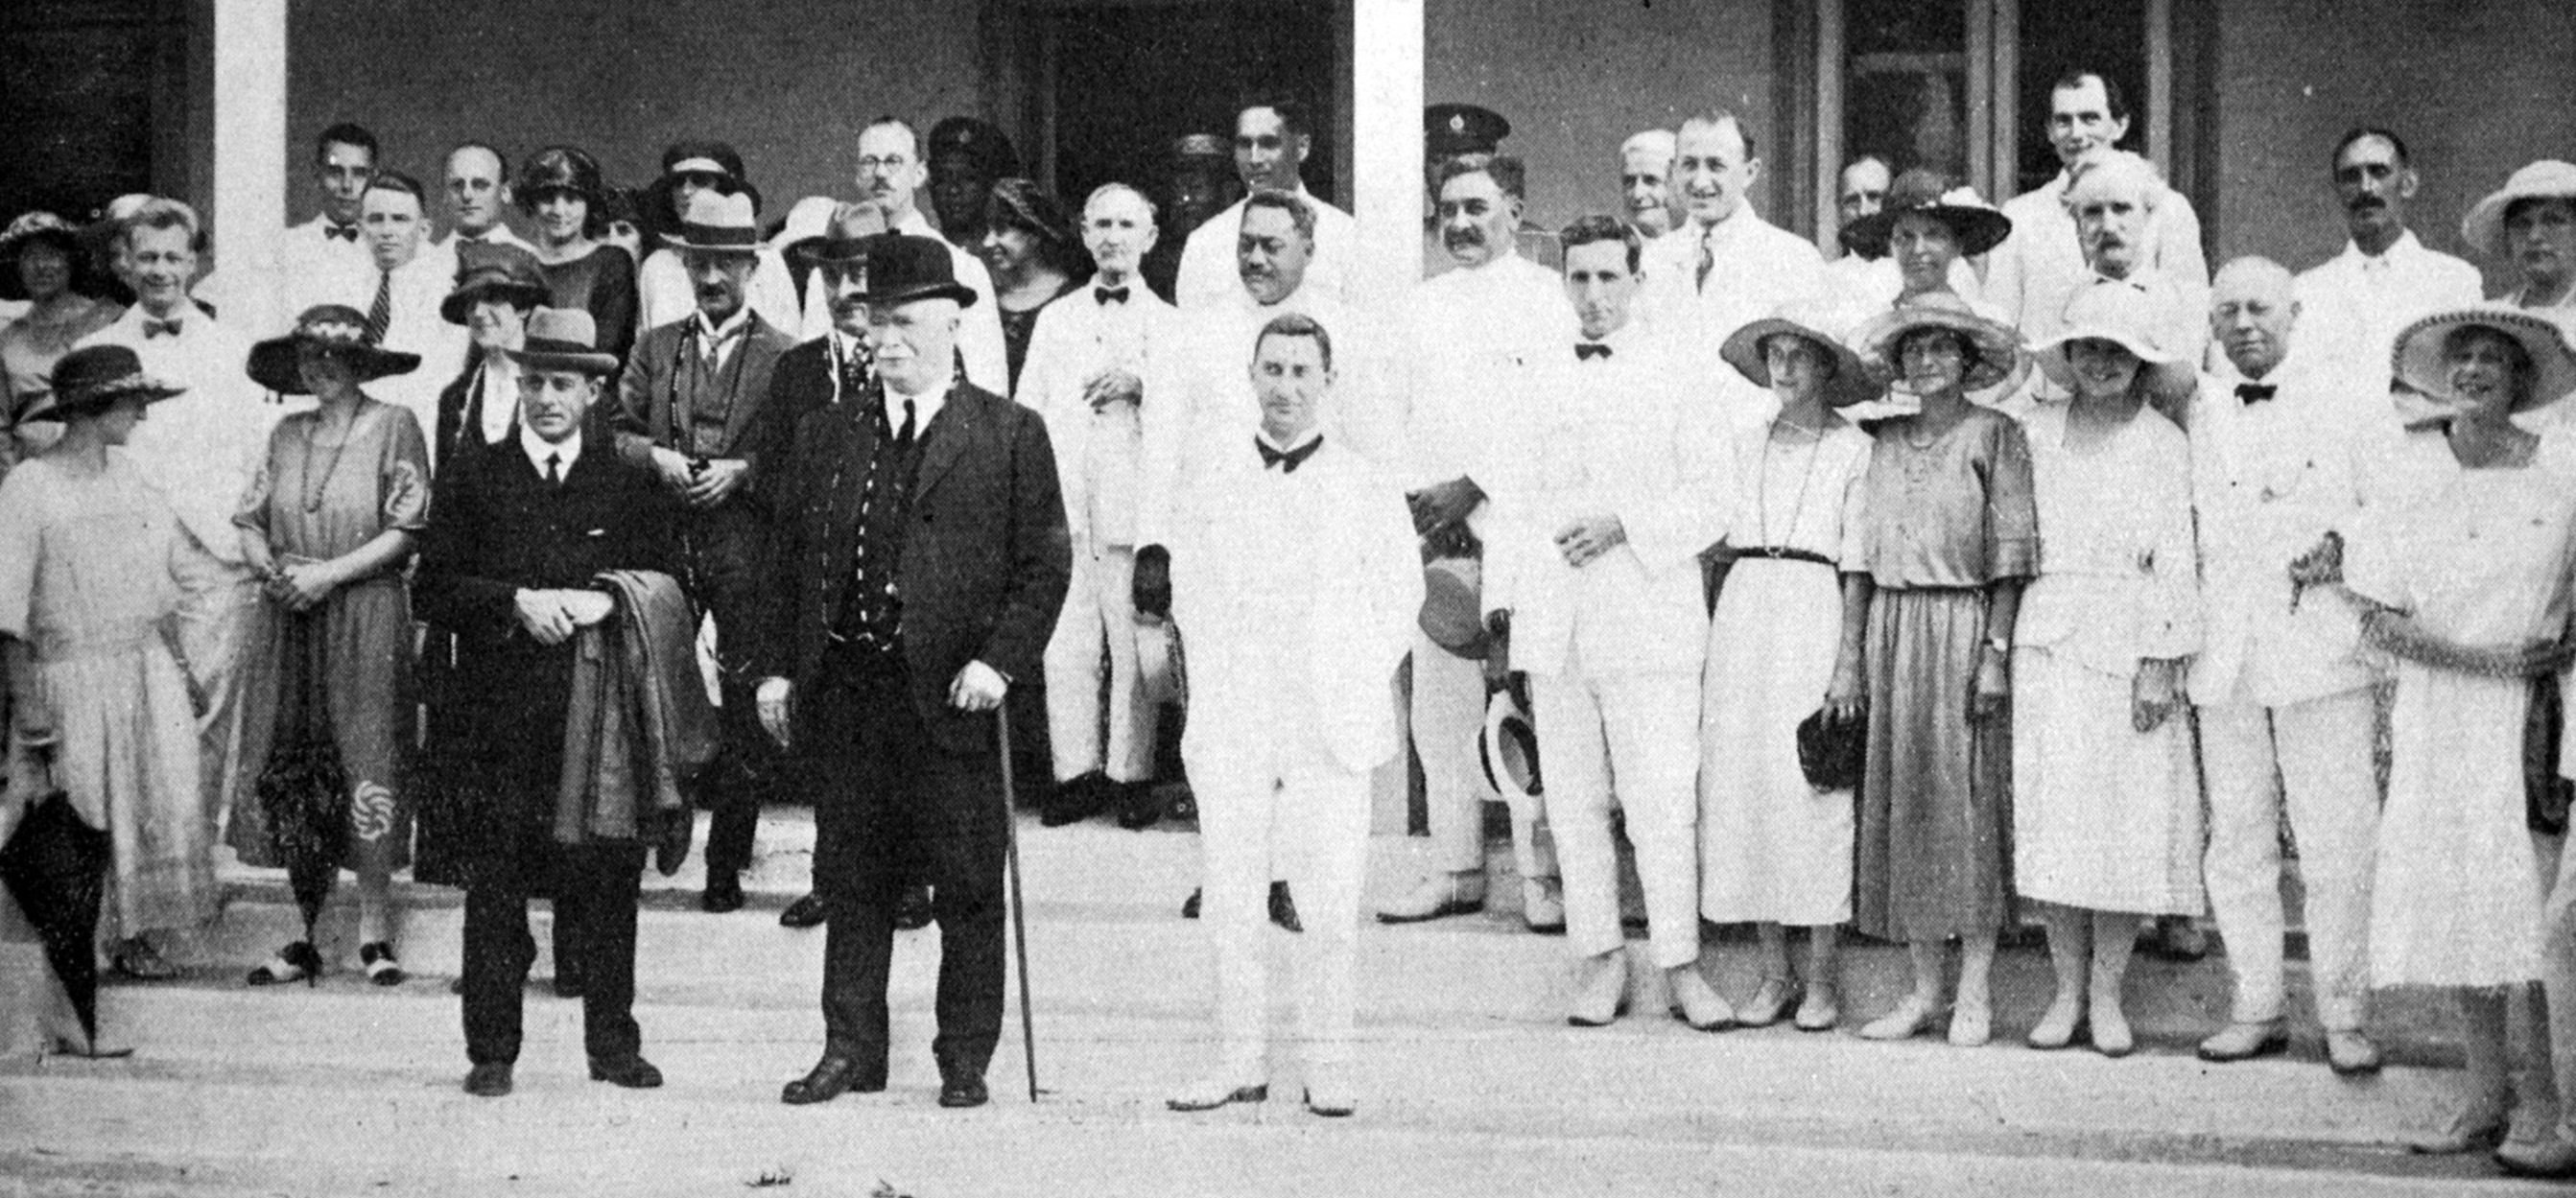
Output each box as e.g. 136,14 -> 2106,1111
0,787 -> 110,1050
253,613 -> 344,983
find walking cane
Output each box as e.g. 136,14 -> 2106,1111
995,698 -> 1040,1103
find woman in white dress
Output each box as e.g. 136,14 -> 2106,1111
1699,301 -> 1879,1031
2012,286 -> 2204,1057
2346,306 -> 2576,1155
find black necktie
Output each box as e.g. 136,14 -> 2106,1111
1257,435 -> 1323,473
324,223 -> 358,243
1095,286 -> 1130,305
2235,382 -> 2278,405
895,398 -> 917,448
1574,342 -> 1612,361
143,317 -> 182,340
544,452 -> 562,485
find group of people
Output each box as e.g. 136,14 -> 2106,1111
6,64 -> 2576,1172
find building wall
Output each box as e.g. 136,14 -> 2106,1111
2210,0 -> 2576,293
280,0 -> 986,233
1425,0 -> 1777,241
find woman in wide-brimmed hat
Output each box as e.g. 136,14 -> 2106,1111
980,178 -> 1093,393
0,344 -> 211,987
432,242 -> 554,472
2006,283 -> 2205,1058
1839,169 -> 2012,311
0,212 -> 126,469
515,146 -> 637,367
1841,292 -> 2036,1048
231,305 -> 430,988
1698,298 -> 1881,1032
2462,160 -> 2576,317
2348,304 -> 2576,1164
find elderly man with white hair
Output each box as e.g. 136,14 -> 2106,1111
1619,129 -> 1677,240
2014,152 -> 2207,411
1985,70 -> 2207,341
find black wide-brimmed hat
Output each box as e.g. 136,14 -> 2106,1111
441,241 -> 552,325
1839,169 -> 2013,260
247,305 -> 423,395
0,211 -> 90,302
507,307 -> 622,377
33,344 -> 185,421
852,233 -> 978,307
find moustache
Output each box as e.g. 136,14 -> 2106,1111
1443,227 -> 1486,250
2348,196 -> 2387,214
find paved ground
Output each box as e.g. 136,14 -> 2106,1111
0,810 -> 2558,1196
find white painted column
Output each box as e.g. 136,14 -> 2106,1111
1351,0 -> 1423,835
211,0 -> 289,338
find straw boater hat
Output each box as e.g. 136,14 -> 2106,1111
0,211 -> 90,301
246,305 -> 422,395
1837,169 -> 2013,261
1721,296 -> 1881,409
851,233 -> 979,307
1479,686 -> 1541,804
507,307 -> 623,377
2390,303 -> 2576,414
29,344 -> 184,422
1855,291 -> 2023,392
439,241 -> 551,325
2462,161 -> 2576,261
2027,283 -> 2199,406
662,190 -> 764,255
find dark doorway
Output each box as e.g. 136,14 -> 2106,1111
1036,2 -> 1343,215
0,0 -> 188,224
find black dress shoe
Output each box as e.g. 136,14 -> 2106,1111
463,1063 -> 514,1097
552,973 -> 584,999
1114,781 -> 1163,830
778,892 -> 827,928
781,1054 -> 887,1105
938,1073 -> 989,1108
892,885 -> 934,930
700,872 -> 746,914
588,1055 -> 664,1089
1040,771 -> 1109,827
1268,881 -> 1302,934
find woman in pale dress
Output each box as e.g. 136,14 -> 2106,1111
0,345 -> 207,988
1844,293 -> 2036,1047
0,212 -> 123,470
2012,285 -> 2204,1057
231,306 -> 429,987
1698,300 -> 1879,1031
2344,306 -> 2576,1157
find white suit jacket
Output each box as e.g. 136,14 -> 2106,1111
1482,323 -> 1730,680
1016,279 -> 1177,547
1169,434 -> 1420,773
1639,207 -> 1827,379
1403,252 -> 1573,522
2186,355 -> 2382,707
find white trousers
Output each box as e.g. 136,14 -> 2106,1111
1189,740 -> 1374,1076
2198,690 -> 2378,1029
1043,541 -> 1157,783
1532,665 -> 1702,968
1412,631 -> 1553,881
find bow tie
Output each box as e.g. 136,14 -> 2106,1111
323,223 -> 358,243
1257,435 -> 1323,474
2235,382 -> 2278,405
1095,286 -> 1130,305
1574,342 -> 1612,361
143,317 -> 183,340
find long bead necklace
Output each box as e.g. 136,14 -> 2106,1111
300,406 -> 358,512
1757,413 -> 1827,551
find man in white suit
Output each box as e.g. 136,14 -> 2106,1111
1156,312 -> 1419,1119
1022,183 -> 1177,827
1173,99 -> 1359,311
2186,257 -> 2383,1077
1484,216 -> 1734,1029
1379,156 -> 1569,929
1638,109 -> 1825,358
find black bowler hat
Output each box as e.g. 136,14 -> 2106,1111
1426,104 -> 1510,156
853,234 -> 978,308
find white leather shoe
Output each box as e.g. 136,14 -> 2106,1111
1375,871 -> 1486,924
1565,950 -> 1627,1026
1667,964 -> 1736,1031
1521,878 -> 1565,933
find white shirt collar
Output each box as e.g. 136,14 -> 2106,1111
521,423 -> 580,478
478,352 -> 521,442
885,379 -> 949,435
694,304 -> 752,343
1253,424 -> 1323,455
2341,229 -> 2422,271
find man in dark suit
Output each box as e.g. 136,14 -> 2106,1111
757,233 -> 1069,1110
613,189 -> 798,915
414,308 -> 676,1098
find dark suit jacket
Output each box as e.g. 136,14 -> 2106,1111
433,356 -> 511,482
744,336 -> 842,514
414,435 -> 677,879
762,380 -> 1070,755
610,310 -> 797,474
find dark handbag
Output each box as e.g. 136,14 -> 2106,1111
1795,707 -> 1865,793
2528,671 -> 2572,835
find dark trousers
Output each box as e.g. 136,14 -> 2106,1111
806,652 -> 1007,1078
680,508 -> 781,880
463,840 -> 646,1066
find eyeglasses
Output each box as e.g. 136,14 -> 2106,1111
857,155 -> 912,173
